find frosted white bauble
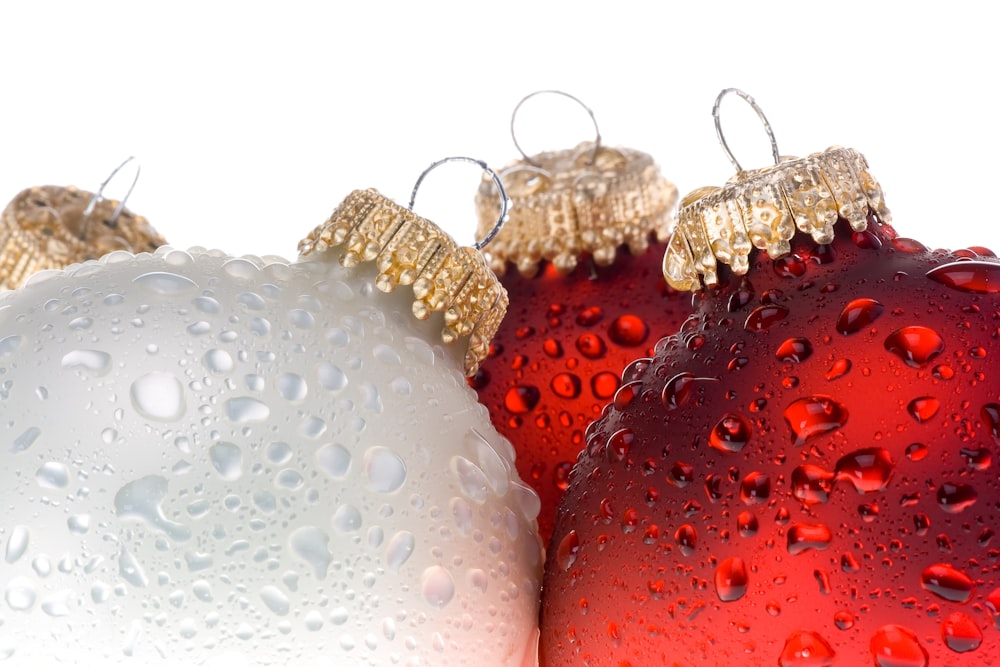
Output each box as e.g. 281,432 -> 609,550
0,246 -> 542,666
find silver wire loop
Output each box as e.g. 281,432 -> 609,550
510,90 -> 602,167
408,156 -> 511,251
81,156 -> 141,237
713,88 -> 780,173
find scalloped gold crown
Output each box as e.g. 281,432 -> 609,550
0,185 -> 165,290
663,146 -> 891,291
474,142 -> 678,277
298,188 -> 508,376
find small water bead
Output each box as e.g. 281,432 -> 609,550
61,349 -> 112,376
926,260 -> 1000,293
607,315 -> 649,346
775,337 -> 813,363
940,611 -> 983,653
332,504 -> 362,533
709,413 -> 752,453
778,630 -> 836,667
260,585 -> 290,616
316,443 -> 351,479
906,396 -> 940,423
451,456 -> 489,503
870,624 -> 928,667
277,373 -> 308,401
385,530 -> 415,571
786,522 -> 833,555
884,326 -> 944,368
824,358 -> 851,381
203,349 -> 234,374
550,373 -> 582,399
836,297 -> 884,335
130,371 -> 185,422
504,386 -> 540,414
937,482 -> 977,513
833,611 -> 855,630
5,526 -> 29,564
576,333 -> 607,359
744,304 -> 789,331
739,472 -> 770,505
920,563 -> 974,602
35,462 -> 70,489
713,556 -> 748,602
834,448 -> 894,493
364,446 -> 406,493
674,524 -> 697,556
209,442 -> 243,480
591,372 -> 619,400
421,566 -> 455,608
576,306 -> 603,327
783,396 -> 848,445
905,442 -> 928,461
737,511 -> 758,537
556,531 -> 580,571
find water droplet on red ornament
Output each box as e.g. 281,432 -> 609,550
504,385 -> 540,414
776,337 -> 814,363
837,298 -> 884,335
515,326 -> 535,340
704,474 -> 723,502
937,482 -> 977,513
884,326 -> 944,368
608,315 -> 649,346
983,403 -> 1000,443
556,530 -> 580,571
606,429 -> 634,462
960,446 -> 991,470
906,396 -> 940,423
621,357 -> 652,383
669,462 -> 695,487
599,497 -> 615,522
576,306 -> 603,326
553,462 -> 572,491
709,413 -> 752,453
737,511 -> 758,537
834,611 -> 855,630
987,588 -> 1000,628
674,523 -> 697,556
905,443 -> 927,461
468,368 -> 490,390
926,260 -> 1000,293
920,563 -> 975,602
784,396 -> 848,445
745,304 -> 789,331
858,502 -> 879,522
778,629 -> 835,666
773,254 -> 807,278
825,358 -> 851,380
870,625 -> 928,667
792,465 -> 835,504
787,522 -> 833,555
550,372 -> 582,399
714,556 -> 748,602
591,372 -> 619,400
613,381 -> 640,410
892,237 -> 928,253
739,472 -> 771,505
913,513 -> 931,535
576,333 -> 607,359
834,447 -> 894,493
543,338 -> 563,358
941,612 -> 983,653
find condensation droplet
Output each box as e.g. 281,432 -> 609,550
133,271 -> 198,295
114,475 -> 191,541
784,396 -> 848,445
386,531 -> 415,571
260,585 -> 290,616
332,504 -> 362,533
421,566 -> 455,608
884,326 -> 944,368
209,442 -> 243,480
556,530 -> 580,571
870,624 -> 928,667
5,526 -> 29,564
316,443 -> 351,479
61,349 -> 112,376
926,260 -> 1000,293
35,462 -> 70,489
837,297 -> 884,334
920,563 -> 975,602
834,448 -> 894,493
779,629 -> 836,667
709,413 -> 752,453
5,576 -> 37,611
714,556 -> 748,602
225,396 -> 270,422
203,349 -> 234,374
130,371 -> 185,422
365,446 -> 406,493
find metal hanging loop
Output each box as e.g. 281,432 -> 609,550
80,156 -> 141,238
408,156 -> 510,250
713,88 -> 780,173
510,89 -> 602,167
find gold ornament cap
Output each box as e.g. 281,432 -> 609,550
298,188 -> 509,377
474,91 -> 678,277
0,184 -> 166,290
663,90 -> 891,292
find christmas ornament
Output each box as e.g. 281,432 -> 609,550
0,157 -> 164,290
470,91 -> 686,540
0,162 -> 542,666
541,89 -> 1000,666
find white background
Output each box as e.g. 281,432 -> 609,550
1,1 -> 996,261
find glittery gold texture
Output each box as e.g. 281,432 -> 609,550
298,188 -> 508,376
474,142 -> 678,277
663,147 -> 891,292
0,185 -> 165,290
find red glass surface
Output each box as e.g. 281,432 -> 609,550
471,241 -> 692,540
541,218 -> 1000,666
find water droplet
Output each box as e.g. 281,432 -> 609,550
920,563 -> 974,602
714,556 -> 748,601
40,589 -> 71,617
332,504 -> 362,532
35,462 -> 69,489
208,442 -> 243,480
905,442 -> 928,461
316,443 -> 351,479
504,385 -> 540,414
884,326 -> 944,368
837,298 -> 884,334
834,611 -> 855,630
824,358 -> 851,381
787,522 -> 833,555
937,482 -> 977,513
737,511 -> 758,537
133,271 -> 198,295
784,396 -> 848,445
277,373 -> 307,401
606,429 -> 634,462
926,260 -> 1000,293
576,333 -> 607,359
576,306 -> 602,326
906,396 -> 940,423
556,531 -> 580,571
119,545 -> 149,587
224,396 -> 270,422
834,448 -> 893,493
543,338 -> 563,357
10,426 -> 41,453
0,335 -> 23,357
67,514 -> 91,534
608,315 -> 649,346
61,349 -> 112,376
130,371 -> 185,421
739,472 -> 771,504
260,585 -> 290,616
550,373 -> 582,399
114,475 -> 191,541
5,526 -> 29,564
451,456 -> 489,503
386,531 -> 415,570
674,524 -> 697,556
778,630 -> 836,666
775,337 -> 813,363
709,413 -> 752,453
421,565 -> 455,608
317,362 -> 348,392
941,611 -> 982,653
745,304 -> 789,331
203,349 -> 234,374
591,371 -> 620,400
982,403 -> 1000,443
5,576 -> 36,610
870,625 -> 928,667
365,446 -> 406,493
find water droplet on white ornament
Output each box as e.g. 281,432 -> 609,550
209,442 -> 243,480
278,373 -> 307,401
114,475 -> 191,541
0,335 -> 23,357
225,396 -> 269,422
194,296 -> 220,314
386,531 -> 416,571
275,469 -> 304,489
360,383 -> 383,413
68,316 -> 93,330
5,576 -> 37,610
184,550 -> 214,572
40,589 -> 71,617
373,343 -> 401,365
204,349 -> 234,374
32,555 -> 51,577
118,545 -> 148,588
90,581 -> 111,603
421,566 -> 455,608
266,441 -> 293,464
5,526 -> 29,563
130,371 -> 185,421
289,308 -> 314,329
67,514 -> 91,534
193,579 -> 213,602
317,362 -> 348,392
365,446 -> 406,493
35,461 -> 70,488
133,271 -> 198,295
259,585 -> 290,616
333,504 -> 362,533
452,456 -> 489,503
61,349 -> 112,376
238,292 -> 266,311
10,426 -> 40,453
187,320 -> 211,335
316,443 -> 351,478
468,429 -> 510,496
289,526 -> 332,578
249,317 -> 271,336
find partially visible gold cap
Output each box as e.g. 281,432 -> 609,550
0,185 -> 166,290
474,142 -> 678,277
663,146 -> 891,292
298,188 -> 508,376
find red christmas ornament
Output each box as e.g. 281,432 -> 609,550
470,93 -> 686,540
541,93 -> 1000,666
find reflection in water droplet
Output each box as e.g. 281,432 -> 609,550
906,396 -> 940,423
870,624 -> 928,667
421,565 -> 455,608
926,260 -> 1000,293
556,531 -> 580,571
504,385 -> 540,414
787,522 -> 833,555
365,446 -> 406,493
836,298 -> 884,334
224,397 -> 270,422
937,482 -> 977,513
775,337 -> 813,363
709,413 -> 752,453
835,448 -> 894,493
576,333 -> 607,359
550,373 -> 582,399
784,396 -> 848,445
745,304 -> 789,331
778,629 -> 836,667
130,372 -> 185,422
884,326 -> 944,368
608,315 -> 649,346
61,349 -> 112,376
714,556 -> 748,602
920,563 -> 975,602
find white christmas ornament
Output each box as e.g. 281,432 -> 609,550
0,189 -> 542,665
